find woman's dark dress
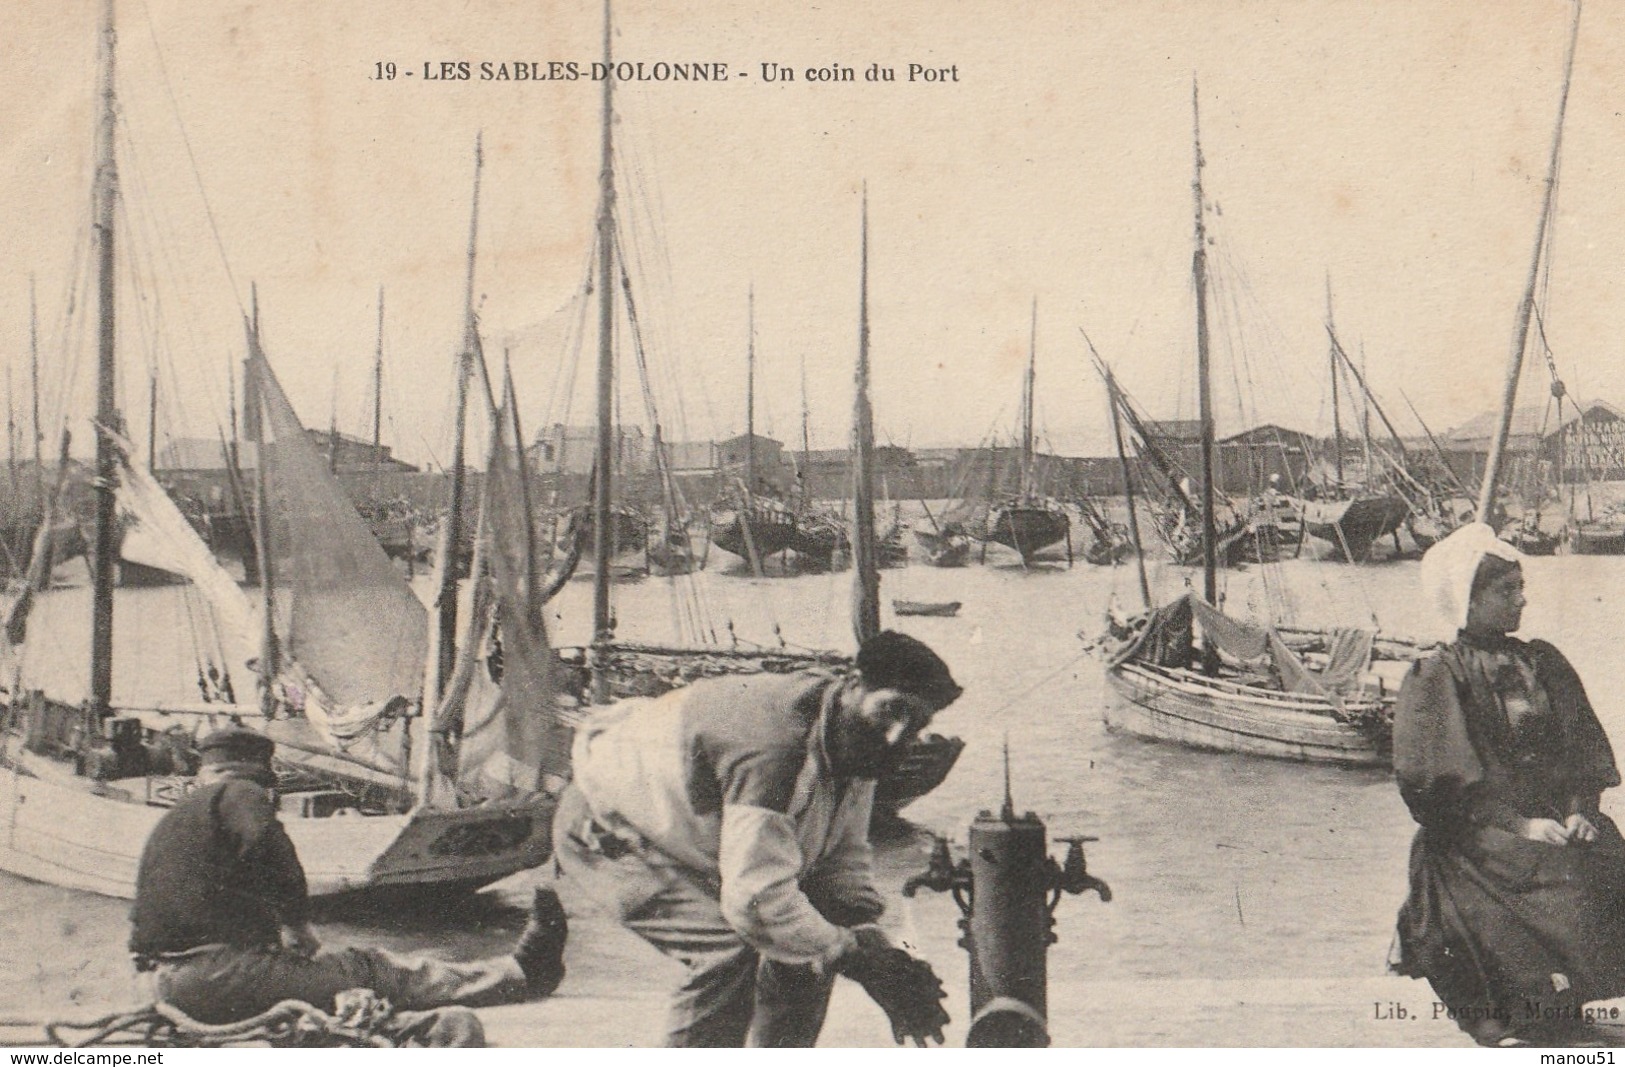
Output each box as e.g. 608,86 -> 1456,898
1392,631 -> 1625,1037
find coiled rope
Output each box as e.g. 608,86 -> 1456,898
1,995 -> 398,1049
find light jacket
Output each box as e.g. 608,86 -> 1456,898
571,670 -> 881,967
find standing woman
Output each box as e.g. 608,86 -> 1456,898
1391,523 -> 1625,1045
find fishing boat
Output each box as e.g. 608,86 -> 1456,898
893,599 -> 961,618
1093,363 -> 1281,567
1075,496 -> 1135,566
1099,86 -> 1430,767
707,294 -> 799,571
912,498 -> 972,566
979,302 -> 1071,565
0,15 -> 562,900
1292,289 -> 1411,562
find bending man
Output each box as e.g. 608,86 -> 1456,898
556,630 -> 960,1047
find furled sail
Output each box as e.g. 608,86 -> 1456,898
422,384 -> 568,803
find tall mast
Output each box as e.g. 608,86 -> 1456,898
851,189 -> 880,643
1477,0 -> 1581,520
1191,80 -> 1217,608
1326,276 -> 1344,488
373,285 -> 384,462
435,136 -> 481,696
90,0 -> 119,720
147,371 -> 157,474
745,287 -> 756,497
6,367 -> 15,490
1103,363 -> 1151,609
592,0 -> 616,640
28,275 -> 41,496
1023,297 -> 1037,498
1359,342 -> 1373,478
798,355 -> 812,513
327,373 -> 340,474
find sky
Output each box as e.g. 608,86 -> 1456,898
0,0 -> 1617,470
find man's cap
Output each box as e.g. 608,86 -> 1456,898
855,631 -> 963,712
198,726 -> 275,768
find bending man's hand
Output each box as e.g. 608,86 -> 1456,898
834,926 -> 949,1046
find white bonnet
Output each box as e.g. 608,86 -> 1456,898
1418,521 -> 1524,633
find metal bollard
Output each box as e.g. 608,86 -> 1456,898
904,776 -> 1109,1047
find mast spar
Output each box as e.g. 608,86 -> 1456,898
745,287 -> 756,497
90,0 -> 119,720
1326,277 -> 1344,490
852,188 -> 880,644
1023,298 -> 1036,499
373,285 -> 384,464
592,0 -> 615,641
434,136 -> 482,699
1477,0 -> 1581,521
1191,80 -> 1218,613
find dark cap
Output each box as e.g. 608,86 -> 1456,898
855,631 -> 963,712
198,726 -> 275,768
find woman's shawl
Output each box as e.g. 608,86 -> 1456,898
1394,634 -> 1620,835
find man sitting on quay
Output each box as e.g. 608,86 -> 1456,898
128,727 -> 568,1047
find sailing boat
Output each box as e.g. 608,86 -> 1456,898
555,12 -> 959,811
978,301 -> 1071,565
0,10 -> 559,898
1094,362 -> 1275,567
1100,85 -> 1431,766
1293,285 -> 1410,561
786,362 -> 851,572
707,292 -> 797,571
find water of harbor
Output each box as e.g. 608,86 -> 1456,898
5,531 -> 1624,1045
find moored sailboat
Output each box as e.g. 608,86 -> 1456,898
1099,85 -> 1429,767
979,301 -> 1071,565
0,21 -> 561,900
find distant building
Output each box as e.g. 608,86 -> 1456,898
1442,399 -> 1624,485
306,429 -> 418,474
155,432 -> 417,475
529,423 -> 648,477
714,433 -> 789,495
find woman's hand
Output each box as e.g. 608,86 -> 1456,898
280,921 -> 322,958
1565,813 -> 1600,844
1520,818 -> 1573,845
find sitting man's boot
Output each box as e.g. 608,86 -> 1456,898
514,886 -> 568,997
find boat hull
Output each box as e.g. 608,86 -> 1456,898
709,507 -> 797,563
986,504 -> 1069,562
1300,495 -> 1410,560
0,747 -> 555,900
873,733 -> 965,814
913,529 -> 970,567
1566,522 -> 1625,555
893,599 -> 961,617
1102,660 -> 1391,767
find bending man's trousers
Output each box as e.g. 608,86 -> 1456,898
554,783 -> 846,1047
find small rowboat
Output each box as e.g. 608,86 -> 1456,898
892,599 -> 962,618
